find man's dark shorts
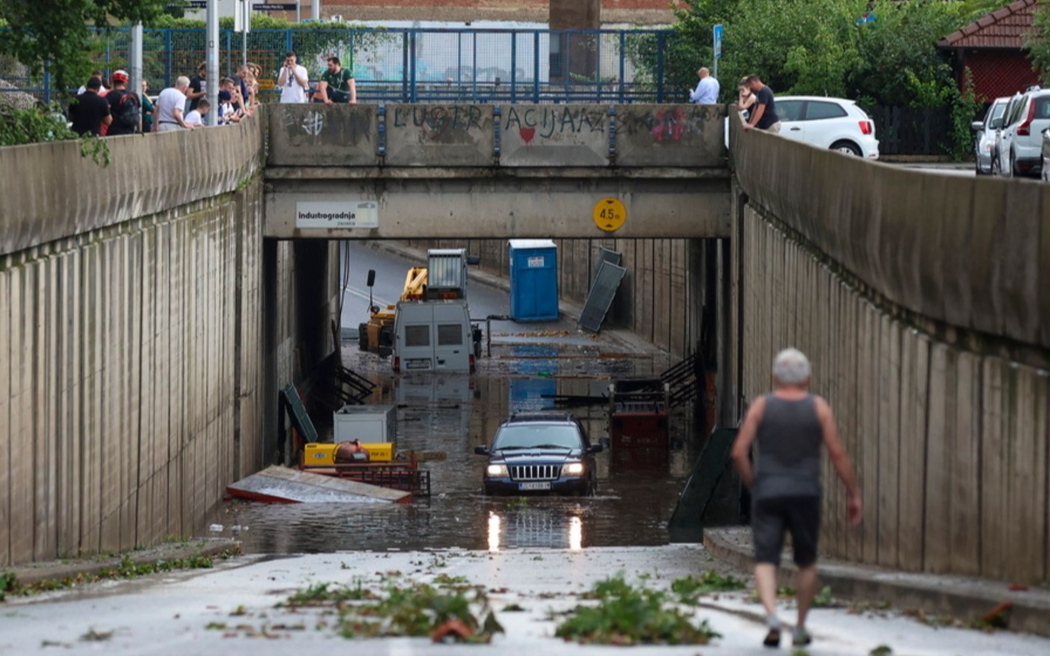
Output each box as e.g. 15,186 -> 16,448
752,495 -> 821,567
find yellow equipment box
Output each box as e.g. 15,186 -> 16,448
303,442 -> 394,465
360,442 -> 393,462
304,443 -> 338,465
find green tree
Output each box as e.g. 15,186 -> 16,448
0,1 -> 166,99
1024,0 -> 1050,83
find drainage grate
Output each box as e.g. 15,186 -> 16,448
510,464 -> 560,481
578,260 -> 627,333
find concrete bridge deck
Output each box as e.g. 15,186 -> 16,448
263,103 -> 730,239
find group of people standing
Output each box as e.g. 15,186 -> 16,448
68,70 -> 149,137
688,67 -> 782,133
68,61 -> 265,136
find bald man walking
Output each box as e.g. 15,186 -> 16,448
689,67 -> 720,105
731,348 -> 862,649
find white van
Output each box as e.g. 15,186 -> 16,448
392,300 -> 478,373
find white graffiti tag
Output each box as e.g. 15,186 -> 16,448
302,111 -> 325,136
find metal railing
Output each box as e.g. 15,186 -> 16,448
0,27 -> 673,105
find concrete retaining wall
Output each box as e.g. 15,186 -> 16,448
0,115 -> 264,257
0,187 -> 265,566
730,117 -> 1050,582
0,115 -> 339,566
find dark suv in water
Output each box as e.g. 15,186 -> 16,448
474,412 -> 608,496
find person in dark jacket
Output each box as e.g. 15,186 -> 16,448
69,77 -> 111,136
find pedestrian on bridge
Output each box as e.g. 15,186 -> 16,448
689,67 -> 720,105
278,51 -> 310,104
742,74 -> 781,133
730,348 -> 862,649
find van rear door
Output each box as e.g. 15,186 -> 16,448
433,302 -> 471,372
397,304 -> 435,372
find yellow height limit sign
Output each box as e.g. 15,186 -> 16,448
593,197 -> 627,232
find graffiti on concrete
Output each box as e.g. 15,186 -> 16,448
301,111 -> 325,136
392,105 -> 485,131
391,105 -> 488,145
618,107 -> 704,142
504,106 -> 606,144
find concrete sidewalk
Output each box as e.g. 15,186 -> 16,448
705,527 -> 1050,638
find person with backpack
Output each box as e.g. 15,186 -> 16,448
106,70 -> 141,136
315,56 -> 356,105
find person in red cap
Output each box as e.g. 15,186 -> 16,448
106,70 -> 142,136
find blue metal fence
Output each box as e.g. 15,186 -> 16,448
0,27 -> 672,105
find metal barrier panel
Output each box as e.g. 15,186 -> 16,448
0,27 -> 670,105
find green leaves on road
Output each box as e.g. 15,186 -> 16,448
555,574 -> 722,646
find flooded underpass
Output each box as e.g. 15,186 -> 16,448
209,242 -> 711,554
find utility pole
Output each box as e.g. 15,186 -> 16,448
129,22 -> 143,128
206,0 -> 219,126
312,0 -> 320,21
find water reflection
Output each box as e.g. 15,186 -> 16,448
569,515 -> 583,551
208,338 -> 703,554
485,507 -> 585,553
488,512 -> 501,553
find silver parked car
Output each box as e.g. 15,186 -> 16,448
972,97 -> 1009,175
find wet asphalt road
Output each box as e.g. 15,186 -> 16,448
210,242 -> 698,554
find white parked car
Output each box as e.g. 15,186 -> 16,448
773,96 -> 879,158
972,97 -> 1009,175
992,86 -> 1050,178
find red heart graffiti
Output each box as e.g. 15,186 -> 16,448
520,127 -> 536,144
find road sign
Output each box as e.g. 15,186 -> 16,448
255,3 -> 297,10
713,24 -> 723,59
593,198 -> 627,233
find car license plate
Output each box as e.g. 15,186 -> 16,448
405,359 -> 431,370
518,482 -> 551,491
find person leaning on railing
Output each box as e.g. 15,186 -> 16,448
314,55 -> 357,105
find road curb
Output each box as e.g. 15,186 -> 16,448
5,538 -> 241,588
703,528 -> 1050,637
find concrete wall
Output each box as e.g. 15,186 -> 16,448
730,118 -> 1050,582
0,113 -> 339,566
404,237 -> 707,360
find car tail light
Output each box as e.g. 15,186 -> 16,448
393,356 -> 400,373
469,354 -> 476,374
859,120 -> 873,135
1017,101 -> 1036,136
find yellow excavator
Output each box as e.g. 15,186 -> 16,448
358,265 -> 428,357
358,248 -> 475,357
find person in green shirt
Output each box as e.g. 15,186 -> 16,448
316,56 -> 356,105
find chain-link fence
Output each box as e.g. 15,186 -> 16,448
0,27 -> 674,105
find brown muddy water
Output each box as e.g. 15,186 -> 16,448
208,334 -> 707,553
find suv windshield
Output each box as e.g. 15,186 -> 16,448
493,424 -> 582,451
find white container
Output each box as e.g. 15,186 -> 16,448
333,405 -> 396,443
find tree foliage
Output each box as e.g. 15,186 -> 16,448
651,0 -> 971,106
0,1 -> 166,100
1025,0 -> 1050,84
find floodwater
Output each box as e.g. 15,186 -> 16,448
209,245 -> 707,554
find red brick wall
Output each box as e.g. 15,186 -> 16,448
966,50 -> 1039,101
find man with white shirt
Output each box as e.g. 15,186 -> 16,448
184,99 -> 208,127
689,67 -> 720,105
278,51 -> 309,103
153,76 -> 196,132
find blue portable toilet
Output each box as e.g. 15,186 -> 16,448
508,239 -> 559,321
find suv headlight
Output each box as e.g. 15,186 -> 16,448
562,462 -> 585,476
486,464 -> 508,477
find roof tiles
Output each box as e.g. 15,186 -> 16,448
940,0 -> 1036,49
